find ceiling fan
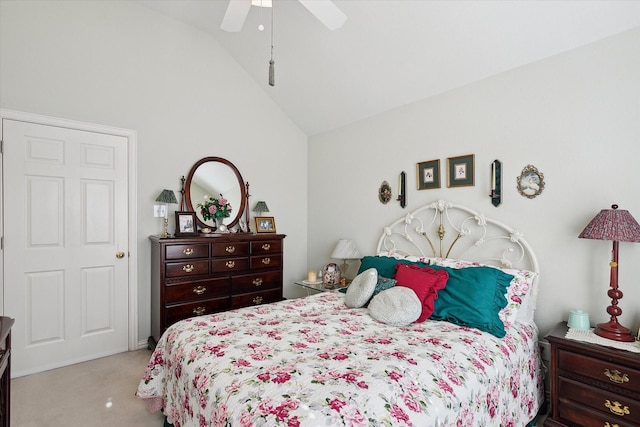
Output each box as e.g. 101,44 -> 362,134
221,0 -> 347,32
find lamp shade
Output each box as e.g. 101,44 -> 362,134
578,204 -> 640,242
331,239 -> 361,260
155,189 -> 177,204
253,201 -> 270,213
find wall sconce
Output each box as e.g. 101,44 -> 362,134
155,189 -> 178,238
490,160 -> 502,207
397,171 -> 406,208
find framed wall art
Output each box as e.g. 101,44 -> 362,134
446,154 -> 474,188
175,211 -> 198,237
517,164 -> 545,199
416,159 -> 440,190
255,216 -> 276,233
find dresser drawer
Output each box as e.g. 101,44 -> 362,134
231,271 -> 281,294
165,243 -> 209,260
165,297 -> 230,325
231,288 -> 282,309
558,396 -> 638,427
165,277 -> 230,303
251,254 -> 282,270
211,257 -> 249,273
211,242 -> 249,257
166,260 -> 209,278
251,240 -> 282,255
559,377 -> 640,424
559,349 -> 640,394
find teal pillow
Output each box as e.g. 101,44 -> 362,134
429,265 -> 513,338
357,256 -> 429,278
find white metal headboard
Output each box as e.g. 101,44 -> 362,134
376,200 -> 539,303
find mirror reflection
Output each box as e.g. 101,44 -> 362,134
185,157 -> 246,229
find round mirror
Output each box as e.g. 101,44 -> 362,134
184,157 -> 246,229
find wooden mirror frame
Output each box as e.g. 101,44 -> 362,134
184,157 -> 247,230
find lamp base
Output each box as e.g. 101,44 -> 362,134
594,320 -> 635,342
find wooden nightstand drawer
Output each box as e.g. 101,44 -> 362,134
558,396 -> 638,427
211,242 -> 249,257
231,271 -> 281,294
230,288 -> 281,309
251,240 -> 282,255
559,349 -> 640,394
165,278 -> 230,303
559,377 -> 640,424
165,243 -> 209,260
166,260 -> 209,278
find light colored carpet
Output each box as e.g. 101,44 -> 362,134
11,349 -> 165,427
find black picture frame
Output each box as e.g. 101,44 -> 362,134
175,211 -> 198,237
447,154 -> 475,188
417,159 -> 441,190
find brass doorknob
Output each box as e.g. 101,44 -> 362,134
116,251 -> 125,259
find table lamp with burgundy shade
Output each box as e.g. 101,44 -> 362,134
579,204 -> 640,342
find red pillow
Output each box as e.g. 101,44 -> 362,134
394,264 -> 449,322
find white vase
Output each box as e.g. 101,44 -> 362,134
214,217 -> 227,232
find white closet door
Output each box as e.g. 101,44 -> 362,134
3,118 -> 129,376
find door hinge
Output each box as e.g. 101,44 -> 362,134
1,237 -> 3,250
0,140 -> 3,153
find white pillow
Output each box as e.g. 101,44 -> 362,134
368,287 -> 421,327
344,268 -> 378,308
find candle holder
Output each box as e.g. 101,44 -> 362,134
489,160 -> 502,207
397,171 -> 407,208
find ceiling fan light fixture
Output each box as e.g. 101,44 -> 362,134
251,0 -> 272,7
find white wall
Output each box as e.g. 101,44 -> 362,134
0,1 -> 309,344
309,28 -> 640,337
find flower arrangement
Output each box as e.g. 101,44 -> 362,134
197,194 -> 232,221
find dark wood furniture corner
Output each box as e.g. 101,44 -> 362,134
0,317 -> 15,427
149,233 -> 285,349
544,321 -> 640,427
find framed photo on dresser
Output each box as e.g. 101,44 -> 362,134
175,211 -> 198,237
255,216 -> 276,233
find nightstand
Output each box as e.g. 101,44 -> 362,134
295,280 -> 347,295
544,322 -> 640,427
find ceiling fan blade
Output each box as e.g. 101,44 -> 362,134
298,0 -> 347,31
221,0 -> 252,32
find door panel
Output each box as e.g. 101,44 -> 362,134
3,118 -> 130,376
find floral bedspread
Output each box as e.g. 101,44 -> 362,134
137,292 -> 543,427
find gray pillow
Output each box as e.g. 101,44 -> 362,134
368,287 -> 421,327
344,268 -> 378,308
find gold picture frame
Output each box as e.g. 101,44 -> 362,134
446,154 -> 475,188
517,164 -> 545,199
416,159 -> 440,190
255,216 -> 276,233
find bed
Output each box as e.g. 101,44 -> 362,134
137,200 -> 544,426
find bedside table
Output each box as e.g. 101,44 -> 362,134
544,322 -> 640,427
295,280 -> 348,295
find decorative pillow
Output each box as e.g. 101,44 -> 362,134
368,286 -> 422,327
344,268 -> 378,308
428,265 -> 514,338
394,264 -> 449,322
358,255 -> 429,278
430,257 -> 537,325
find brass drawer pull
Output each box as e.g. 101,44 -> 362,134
192,306 -> 206,316
261,258 -> 271,265
253,278 -> 263,287
604,423 -> 620,427
225,260 -> 235,268
252,296 -> 263,304
182,264 -> 194,273
261,243 -> 271,251
225,245 -> 235,254
182,248 -> 194,256
604,400 -> 630,417
193,285 -> 206,295
604,369 -> 629,384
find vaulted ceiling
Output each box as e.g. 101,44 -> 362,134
139,1 -> 640,136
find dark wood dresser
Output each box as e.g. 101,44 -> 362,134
544,322 -> 640,427
149,233 -> 285,348
0,317 -> 14,427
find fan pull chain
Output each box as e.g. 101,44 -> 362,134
268,2 -> 275,86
